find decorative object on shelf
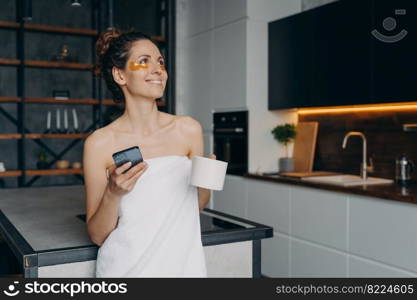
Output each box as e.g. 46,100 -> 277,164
35,149 -> 48,169
52,44 -> 78,62
54,108 -> 67,133
64,109 -> 69,133
271,123 -> 297,173
44,111 -> 51,133
55,108 -> 61,133
0,162 -> 6,172
72,108 -> 79,133
72,161 -> 82,169
52,90 -> 70,100
56,160 -> 70,169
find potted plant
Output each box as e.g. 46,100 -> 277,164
35,149 -> 49,170
271,123 -> 297,172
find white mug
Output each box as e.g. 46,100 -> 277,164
190,156 -> 228,191
0,162 -> 5,172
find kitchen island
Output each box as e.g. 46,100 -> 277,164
0,185 -> 272,278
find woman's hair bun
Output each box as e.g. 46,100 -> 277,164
93,28 -> 122,77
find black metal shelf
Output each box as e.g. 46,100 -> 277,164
0,0 -> 103,187
0,0 -> 175,188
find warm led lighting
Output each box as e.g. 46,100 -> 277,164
297,102 -> 417,115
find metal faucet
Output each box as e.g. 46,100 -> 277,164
342,131 -> 373,180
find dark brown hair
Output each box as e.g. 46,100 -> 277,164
93,28 -> 158,103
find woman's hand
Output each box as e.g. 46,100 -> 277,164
197,153 -> 216,211
207,153 -> 216,161
106,161 -> 148,198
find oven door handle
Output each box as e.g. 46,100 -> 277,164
214,128 -> 244,133
224,139 -> 231,162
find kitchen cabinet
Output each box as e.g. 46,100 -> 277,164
244,177 -> 417,277
268,9 -> 314,109
291,186 -> 348,251
349,195 -> 417,273
371,0 -> 417,102
212,175 -> 248,219
291,239 -> 347,277
246,179 -> 290,234
186,32 -> 213,130
245,180 -> 291,277
212,19 -> 247,111
311,0 -> 372,107
268,0 -> 417,109
213,0 -> 247,28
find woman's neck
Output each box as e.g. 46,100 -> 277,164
121,97 -> 161,136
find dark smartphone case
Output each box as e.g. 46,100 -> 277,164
112,146 -> 143,173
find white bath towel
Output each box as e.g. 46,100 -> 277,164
95,155 -> 207,277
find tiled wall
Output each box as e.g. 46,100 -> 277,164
299,109 -> 417,180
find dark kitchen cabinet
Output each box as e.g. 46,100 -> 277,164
268,0 -> 417,110
371,0 -> 417,102
312,0 -> 372,107
268,9 -> 314,109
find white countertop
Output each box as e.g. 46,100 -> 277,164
0,185 -> 92,251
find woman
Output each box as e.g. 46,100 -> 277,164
83,28 -> 214,277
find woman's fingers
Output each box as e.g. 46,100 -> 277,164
115,161 -> 132,175
125,165 -> 148,189
124,161 -> 147,181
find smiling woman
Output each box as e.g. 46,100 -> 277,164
93,28 -> 167,104
83,28 -> 213,278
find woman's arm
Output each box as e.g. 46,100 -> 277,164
181,116 -> 214,212
83,131 -> 148,246
83,131 -> 119,245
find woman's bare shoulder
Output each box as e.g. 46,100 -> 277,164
175,114 -> 203,135
84,123 -> 116,150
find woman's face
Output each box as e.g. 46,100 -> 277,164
117,39 -> 168,101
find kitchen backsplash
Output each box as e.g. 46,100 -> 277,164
299,107 -> 417,180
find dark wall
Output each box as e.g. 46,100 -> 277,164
299,109 -> 417,181
114,0 -> 160,35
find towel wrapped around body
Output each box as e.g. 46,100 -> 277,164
95,155 -> 207,277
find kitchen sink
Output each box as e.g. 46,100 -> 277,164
301,174 -> 393,187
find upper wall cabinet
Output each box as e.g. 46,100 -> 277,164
213,0 -> 247,27
268,0 -> 417,110
311,0 -> 372,107
371,0 -> 417,102
212,19 -> 247,110
268,8 -> 314,109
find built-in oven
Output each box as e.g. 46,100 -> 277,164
213,110 -> 248,176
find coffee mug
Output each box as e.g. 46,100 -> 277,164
190,156 -> 228,191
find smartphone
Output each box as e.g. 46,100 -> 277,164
112,146 -> 143,173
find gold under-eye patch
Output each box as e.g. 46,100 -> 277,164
129,61 -> 149,71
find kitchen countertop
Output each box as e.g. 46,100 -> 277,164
245,173 -> 417,205
0,185 -> 272,274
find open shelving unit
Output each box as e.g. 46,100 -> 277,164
0,0 -> 175,188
